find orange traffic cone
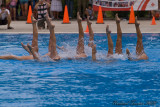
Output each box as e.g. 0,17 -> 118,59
85,25 -> 89,33
26,5 -> 32,24
151,16 -> 156,25
62,5 -> 70,24
96,6 -> 104,24
128,6 -> 135,24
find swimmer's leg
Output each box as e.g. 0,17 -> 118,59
31,15 -> 39,53
92,44 -> 97,61
21,42 -> 32,55
27,44 -> 40,61
115,14 -> 122,54
0,55 -> 20,60
45,15 -> 60,60
87,16 -> 94,47
135,17 -> 148,60
0,55 -> 33,60
106,25 -> 113,57
76,12 -> 87,58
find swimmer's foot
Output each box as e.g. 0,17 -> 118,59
27,43 -> 40,61
31,15 -> 37,24
106,25 -> 111,34
135,16 -> 140,27
77,12 -> 82,22
75,53 -> 87,59
87,16 -> 92,25
21,42 -> 32,55
126,48 -> 131,56
115,13 -> 120,23
50,55 -> 61,61
50,24 -> 55,29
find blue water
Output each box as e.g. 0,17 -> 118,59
0,33 -> 160,107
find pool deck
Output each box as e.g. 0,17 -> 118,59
0,20 -> 160,34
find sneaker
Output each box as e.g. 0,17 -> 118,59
8,27 -> 14,29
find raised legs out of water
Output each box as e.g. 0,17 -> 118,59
0,14 -> 148,61
115,14 -> 122,54
27,15 -> 61,61
126,17 -> 148,60
76,12 -> 87,58
0,16 -> 39,60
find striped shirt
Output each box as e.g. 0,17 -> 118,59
37,3 -> 48,20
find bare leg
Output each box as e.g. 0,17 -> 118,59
27,44 -> 40,61
21,16 -> 38,54
92,44 -> 97,61
7,13 -> 12,28
21,4 -> 24,16
87,16 -> 94,47
76,12 -> 87,58
31,15 -> 39,53
13,8 -> 16,20
45,15 -> 60,60
115,14 -> 122,54
106,25 -> 113,57
135,17 -> 148,60
24,3 -> 28,17
21,42 -> 32,55
0,55 -> 33,60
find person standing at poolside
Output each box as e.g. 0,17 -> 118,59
0,1 -> 2,7
34,0 -> 50,29
66,0 -> 73,19
126,17 -> 148,60
78,0 -> 88,20
10,0 -> 18,20
0,4 -> 14,29
19,0 -> 28,17
50,0 -> 62,20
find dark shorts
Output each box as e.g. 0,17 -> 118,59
20,0 -> 28,4
38,18 -> 46,28
10,5 -> 17,8
0,18 -> 8,25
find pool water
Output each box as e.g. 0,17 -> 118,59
0,33 -> 160,107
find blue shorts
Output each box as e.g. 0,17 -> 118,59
20,0 -> 28,4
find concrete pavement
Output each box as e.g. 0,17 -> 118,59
0,20 -> 160,34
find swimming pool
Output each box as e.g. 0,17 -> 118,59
0,33 -> 159,106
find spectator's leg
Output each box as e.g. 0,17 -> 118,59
85,9 -> 89,16
21,4 -> 25,16
69,0 -> 73,18
13,7 -> 16,20
10,8 -> 13,20
82,0 -> 86,18
53,11 -> 56,19
78,0 -> 82,17
24,2 -> 28,17
7,13 -> 12,28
